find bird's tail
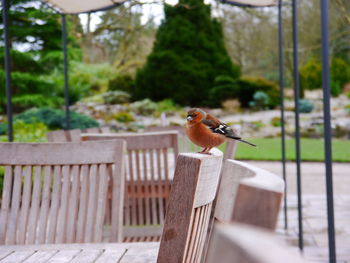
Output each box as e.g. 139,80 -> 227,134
238,139 -> 257,147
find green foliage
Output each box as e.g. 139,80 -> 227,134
156,99 -> 181,113
109,75 -> 135,93
208,75 -> 238,107
298,99 -> 314,113
270,116 -> 282,127
130,99 -> 158,115
0,120 -> 48,143
113,112 -> 135,123
14,108 -> 99,130
249,91 -> 270,110
300,57 -> 350,96
102,91 -> 131,105
135,0 -> 240,106
0,0 -> 83,112
237,77 -> 280,108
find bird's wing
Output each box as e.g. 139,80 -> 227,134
202,114 -> 241,140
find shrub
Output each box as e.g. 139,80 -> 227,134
102,91 -> 131,105
134,0 -> 240,106
109,74 -> 135,93
0,120 -> 48,143
208,75 -> 239,107
156,99 -> 181,113
237,77 -> 280,108
270,116 -> 282,127
249,91 -> 270,110
130,99 -> 158,115
222,99 -> 241,113
14,107 -> 99,130
113,111 -> 135,123
300,58 -> 322,90
298,99 -> 314,113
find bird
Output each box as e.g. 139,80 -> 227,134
185,108 -> 256,154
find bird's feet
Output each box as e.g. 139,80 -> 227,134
198,148 -> 212,155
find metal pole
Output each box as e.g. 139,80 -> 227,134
320,0 -> 336,262
61,14 -> 70,130
278,0 -> 288,230
292,0 -> 303,251
2,0 -> 13,142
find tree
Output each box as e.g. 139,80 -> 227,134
135,0 -> 240,106
0,0 -> 81,112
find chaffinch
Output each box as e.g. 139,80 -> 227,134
185,108 -> 256,154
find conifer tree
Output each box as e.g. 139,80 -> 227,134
135,0 -> 240,106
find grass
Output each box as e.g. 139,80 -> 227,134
221,138 -> 350,162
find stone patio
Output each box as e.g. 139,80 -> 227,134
246,161 -> 350,263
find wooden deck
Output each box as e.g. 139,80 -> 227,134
0,242 -> 159,263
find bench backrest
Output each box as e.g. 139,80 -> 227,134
47,129 -> 81,142
0,140 -> 126,245
82,131 -> 179,240
215,159 -> 284,229
157,149 -> 223,263
206,223 -> 305,263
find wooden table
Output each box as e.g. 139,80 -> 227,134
0,242 -> 159,263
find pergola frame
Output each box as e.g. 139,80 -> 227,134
1,0 -> 336,262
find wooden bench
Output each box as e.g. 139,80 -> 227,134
47,127 -> 110,143
215,159 -> 285,229
0,140 -> 126,244
206,223 -> 305,263
82,131 -> 179,242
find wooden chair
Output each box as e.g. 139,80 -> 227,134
156,148 -> 223,263
47,127 -> 110,143
206,223 -> 305,263
215,159 -> 285,229
0,140 -> 126,245
47,129 -> 81,142
82,131 -> 179,242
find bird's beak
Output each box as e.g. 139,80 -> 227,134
187,115 -> 193,121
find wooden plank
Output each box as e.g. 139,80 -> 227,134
47,166 -> 62,244
17,166 -> 32,244
46,249 -> 81,263
128,150 -> 138,226
110,141 -> 126,242
0,251 -> 12,261
70,249 -> 102,263
67,129 -> 82,142
37,166 -> 53,244
82,131 -> 178,150
66,165 -> 80,243
94,248 -> 127,263
76,165 -> 89,243
26,166 -> 42,244
149,150 -> 158,225
119,246 -> 159,263
142,150 -> 151,225
0,251 -> 34,263
232,184 -> 283,230
0,141 -> 125,165
94,164 -> 108,243
47,130 -> 67,142
206,223 -> 306,263
0,166 -> 13,244
223,140 -> 237,161
7,166 -> 22,245
56,165 -> 71,243
135,150 -> 145,225
157,150 -> 223,263
84,164 -> 98,243
22,250 -> 58,263
156,149 -> 165,225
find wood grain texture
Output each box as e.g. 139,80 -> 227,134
0,141 -> 125,165
0,140 -> 126,245
215,159 -> 284,230
157,149 -> 223,263
206,223 -> 306,263
82,131 -> 179,241
47,129 -> 81,143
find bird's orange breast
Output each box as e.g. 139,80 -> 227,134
186,123 -> 226,148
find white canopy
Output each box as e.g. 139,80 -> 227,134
44,0 -> 125,14
42,0 -> 276,14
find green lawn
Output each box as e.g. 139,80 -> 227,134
222,138 -> 350,162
